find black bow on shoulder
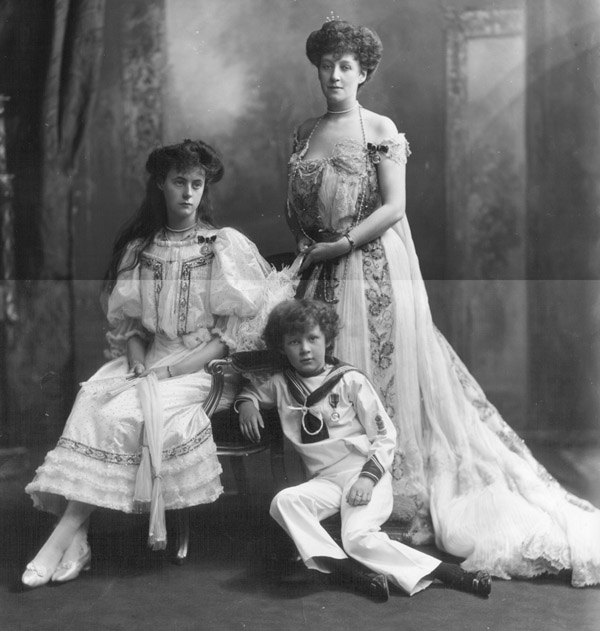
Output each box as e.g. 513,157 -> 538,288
366,142 -> 389,164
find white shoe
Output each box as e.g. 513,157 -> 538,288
21,562 -> 53,589
51,543 -> 92,583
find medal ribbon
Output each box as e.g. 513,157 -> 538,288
284,362 -> 356,443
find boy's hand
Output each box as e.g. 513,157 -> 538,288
238,401 -> 264,443
346,477 -> 375,506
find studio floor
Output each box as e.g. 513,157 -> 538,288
1,443 -> 599,631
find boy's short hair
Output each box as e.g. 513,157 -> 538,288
263,299 -> 340,354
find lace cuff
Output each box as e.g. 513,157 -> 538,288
105,323 -> 150,359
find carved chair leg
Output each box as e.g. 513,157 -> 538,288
174,509 -> 190,565
229,456 -> 250,497
270,451 -> 289,492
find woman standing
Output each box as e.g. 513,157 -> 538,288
287,19 -> 600,586
23,139 -> 292,588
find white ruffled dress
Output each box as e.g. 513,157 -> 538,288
26,226 -> 295,517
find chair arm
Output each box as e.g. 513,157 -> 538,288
230,350 -> 288,374
202,357 -> 231,417
203,355 -> 290,491
203,351 -> 287,417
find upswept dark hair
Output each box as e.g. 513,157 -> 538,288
306,20 -> 383,85
263,299 -> 340,355
104,139 -> 224,291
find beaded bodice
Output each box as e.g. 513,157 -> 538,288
287,132 -> 410,238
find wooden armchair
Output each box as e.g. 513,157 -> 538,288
173,350 -> 289,563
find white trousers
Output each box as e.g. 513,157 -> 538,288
270,470 -> 441,595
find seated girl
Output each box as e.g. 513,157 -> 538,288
22,139 -> 294,588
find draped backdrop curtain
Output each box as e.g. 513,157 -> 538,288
41,0 -> 105,278
0,0 -> 105,450
33,0 -> 106,435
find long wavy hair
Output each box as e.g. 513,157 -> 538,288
103,139 -> 224,293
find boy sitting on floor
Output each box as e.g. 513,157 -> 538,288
235,298 -> 491,602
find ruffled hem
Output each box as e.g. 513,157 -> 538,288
430,479 -> 600,587
25,442 -> 223,516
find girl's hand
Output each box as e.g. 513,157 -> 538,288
137,366 -> 171,381
130,361 -> 146,376
298,239 -> 351,273
346,477 -> 375,506
238,401 -> 265,443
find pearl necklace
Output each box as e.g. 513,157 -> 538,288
165,222 -> 197,233
326,102 -> 359,114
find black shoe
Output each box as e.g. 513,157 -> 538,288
351,569 -> 390,603
366,572 -> 390,603
318,556 -> 390,603
451,569 -> 492,597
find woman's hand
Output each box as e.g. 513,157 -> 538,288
298,238 -> 351,273
238,401 -> 264,443
297,236 -> 314,254
346,477 -> 375,506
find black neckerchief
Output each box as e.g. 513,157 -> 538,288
284,359 -> 358,443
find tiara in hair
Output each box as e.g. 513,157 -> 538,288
325,11 -> 341,23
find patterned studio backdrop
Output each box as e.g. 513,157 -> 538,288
1,0 -> 599,448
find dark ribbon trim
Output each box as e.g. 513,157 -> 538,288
285,361 -> 357,444
359,455 -> 385,484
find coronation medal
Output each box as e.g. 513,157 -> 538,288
329,393 -> 340,421
198,234 -> 216,255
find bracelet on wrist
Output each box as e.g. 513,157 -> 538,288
166,365 -> 174,378
345,233 -> 356,252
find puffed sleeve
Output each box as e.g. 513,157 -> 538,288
210,228 -> 298,352
104,242 -> 150,358
210,228 -> 271,317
